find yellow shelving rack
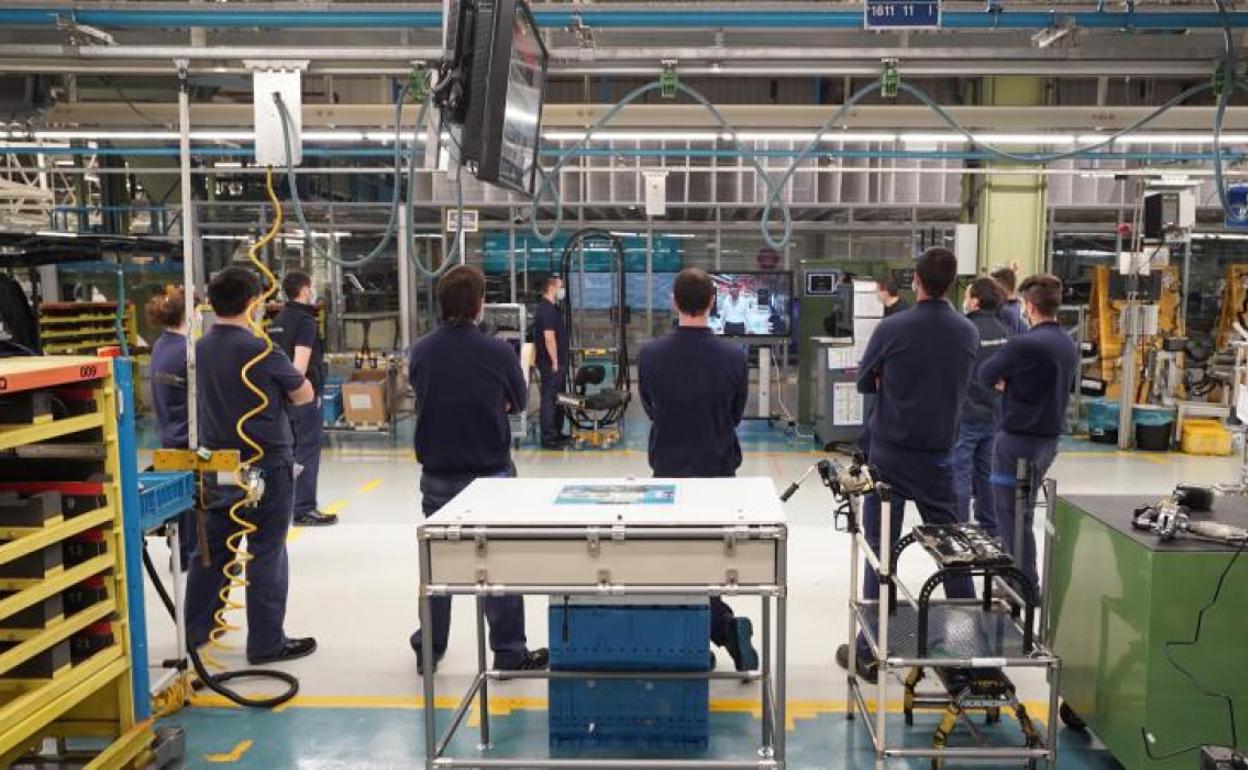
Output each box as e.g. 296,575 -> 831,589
0,356 -> 153,769
37,304 -> 138,357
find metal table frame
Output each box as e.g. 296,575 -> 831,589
417,522 -> 789,770
844,482 -> 1062,769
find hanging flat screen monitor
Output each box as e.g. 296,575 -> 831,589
455,0 -> 548,197
708,272 -> 793,337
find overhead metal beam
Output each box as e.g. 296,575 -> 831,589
38,102 -> 1248,131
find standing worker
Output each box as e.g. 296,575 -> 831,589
408,265 -> 548,674
533,275 -> 570,449
836,247 -> 978,683
875,276 -> 911,317
717,283 -> 754,336
638,268 -> 760,672
186,266 -> 319,665
991,266 -> 1030,336
147,288 -> 194,566
952,277 -> 1011,534
978,274 -> 1079,587
269,270 -> 337,527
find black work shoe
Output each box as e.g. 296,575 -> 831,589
497,648 -> 549,671
540,438 -> 570,450
409,632 -> 442,674
724,617 -> 760,672
249,637 -> 317,665
294,509 -> 339,527
835,643 -> 878,684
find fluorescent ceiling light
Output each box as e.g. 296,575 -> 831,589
36,230 -> 78,238
214,161 -> 244,169
202,234 -> 249,241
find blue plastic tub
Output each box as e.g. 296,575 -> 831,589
549,603 -> 710,671
322,384 -> 343,425
136,471 -> 195,529
549,677 -> 708,749
1085,397 -> 1121,443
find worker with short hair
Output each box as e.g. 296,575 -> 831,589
186,266 -> 318,665
953,277 -> 1011,534
979,273 -> 1079,586
269,270 -> 336,527
875,277 -> 911,317
147,288 -> 195,566
408,265 -> 548,674
637,267 -> 759,672
717,283 -> 754,336
533,274 -> 569,449
836,247 -> 978,684
991,266 -> 1030,336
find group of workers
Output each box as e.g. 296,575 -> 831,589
146,267 -> 337,666
842,250 -> 1078,682
141,245 -> 1074,680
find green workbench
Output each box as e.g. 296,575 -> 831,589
1048,493 -> 1248,768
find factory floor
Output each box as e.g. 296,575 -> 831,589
140,417 -> 1242,769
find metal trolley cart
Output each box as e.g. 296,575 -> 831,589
817,458 -> 1061,769
416,477 -> 789,769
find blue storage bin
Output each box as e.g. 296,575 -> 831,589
137,471 -> 195,529
1086,397 -> 1120,442
549,603 -> 710,671
549,677 -> 708,749
322,384 -> 343,425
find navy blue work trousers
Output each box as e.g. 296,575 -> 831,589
288,399 -> 324,516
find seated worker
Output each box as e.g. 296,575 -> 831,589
876,277 -> 911,317
952,277 -> 1011,534
147,288 -> 195,566
269,270 -> 337,527
837,247 -> 978,683
533,275 -> 570,449
186,267 -> 318,665
408,265 -> 548,674
979,274 -> 1078,587
991,266 -> 1030,336
638,267 -> 760,672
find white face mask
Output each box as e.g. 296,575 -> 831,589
555,287 -> 567,302
306,290 -> 318,305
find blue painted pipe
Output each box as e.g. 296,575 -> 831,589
5,144 -> 1243,163
2,6 -> 1247,29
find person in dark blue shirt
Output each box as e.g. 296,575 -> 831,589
408,265 -> 548,674
952,277 -> 1012,534
638,268 -> 759,672
269,270 -> 336,528
147,288 -> 195,566
532,275 -> 570,449
991,266 -> 1030,337
186,266 -> 318,666
836,247 -> 978,683
979,274 -> 1079,587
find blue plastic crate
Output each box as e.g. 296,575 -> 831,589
322,384 -> 343,426
549,677 -> 708,749
549,603 -> 709,671
136,471 -> 195,529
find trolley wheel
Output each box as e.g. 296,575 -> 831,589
1059,701 -> 1087,732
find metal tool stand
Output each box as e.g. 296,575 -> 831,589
482,303 -> 531,448
844,484 -> 1062,769
417,477 -> 789,769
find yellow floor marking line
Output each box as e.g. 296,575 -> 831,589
285,528 -> 304,544
322,500 -> 347,515
185,695 -> 1048,728
360,479 -> 383,493
203,740 -> 253,763
1060,450 -> 1171,465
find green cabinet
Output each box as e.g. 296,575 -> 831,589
1048,494 -> 1248,768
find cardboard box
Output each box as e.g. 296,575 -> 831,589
341,369 -> 389,425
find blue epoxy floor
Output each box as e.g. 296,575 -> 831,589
163,705 -> 1122,769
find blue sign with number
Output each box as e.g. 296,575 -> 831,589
865,0 -> 941,28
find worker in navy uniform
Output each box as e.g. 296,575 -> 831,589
533,274 -> 570,449
638,268 -> 760,672
408,265 -> 549,674
952,277 -> 1012,534
875,276 -> 911,317
836,247 -> 978,683
147,288 -> 195,566
991,266 -> 1030,336
268,270 -> 337,527
186,267 -> 318,665
979,274 -> 1079,587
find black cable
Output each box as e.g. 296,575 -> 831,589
99,76 -> 167,127
1141,534 -> 1247,760
141,541 -> 299,709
